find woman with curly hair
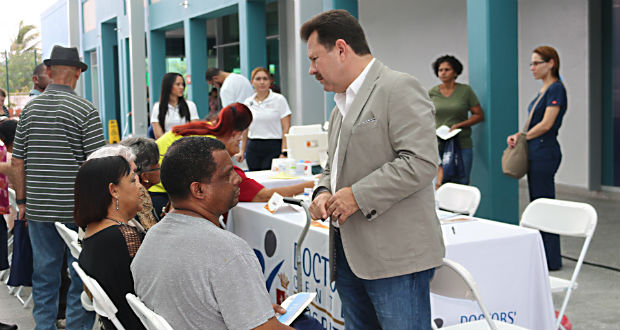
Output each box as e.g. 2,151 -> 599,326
429,55 -> 484,187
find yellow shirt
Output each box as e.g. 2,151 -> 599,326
148,131 -> 216,193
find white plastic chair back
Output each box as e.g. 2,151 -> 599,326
520,198 -> 597,330
435,183 -> 481,216
128,218 -> 146,233
430,258 -> 498,330
8,188 -> 17,213
55,222 -> 80,259
72,262 -> 126,330
289,124 -> 322,134
520,198 -> 597,237
126,293 -> 174,330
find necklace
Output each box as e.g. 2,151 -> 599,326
105,218 -> 126,226
172,207 -> 203,217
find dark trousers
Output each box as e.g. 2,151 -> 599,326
57,254 -> 70,319
246,139 -> 282,171
528,156 -> 562,270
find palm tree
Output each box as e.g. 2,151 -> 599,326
10,20 -> 39,55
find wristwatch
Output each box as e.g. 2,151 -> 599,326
16,198 -> 26,205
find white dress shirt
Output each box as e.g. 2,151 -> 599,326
330,58 -> 376,227
220,73 -> 254,107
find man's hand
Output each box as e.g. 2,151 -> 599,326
18,204 -> 25,220
327,187 -> 359,225
272,303 -> 286,315
309,191 -> 332,220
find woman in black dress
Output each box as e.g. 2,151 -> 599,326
74,156 -> 145,330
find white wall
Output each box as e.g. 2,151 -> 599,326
519,0 -> 589,188
359,0 -> 469,90
357,0 -> 590,188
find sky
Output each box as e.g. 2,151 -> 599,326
0,0 -> 59,52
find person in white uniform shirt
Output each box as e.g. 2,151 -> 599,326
240,67 -> 292,170
151,72 -> 199,139
205,67 -> 253,108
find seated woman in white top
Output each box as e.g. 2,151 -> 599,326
241,67 -> 292,171
151,72 -> 199,139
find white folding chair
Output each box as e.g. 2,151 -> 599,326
71,262 -> 126,330
430,258 -> 527,330
435,183 -> 481,216
1,188 -> 17,281
54,222 -> 81,259
126,293 -> 174,330
128,218 -> 146,233
520,198 -> 597,330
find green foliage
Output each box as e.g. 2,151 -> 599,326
10,21 -> 39,55
0,21 -> 41,96
0,50 -> 41,94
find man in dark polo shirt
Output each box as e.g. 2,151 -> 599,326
12,45 -> 105,330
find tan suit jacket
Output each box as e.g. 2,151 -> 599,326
318,60 -> 445,280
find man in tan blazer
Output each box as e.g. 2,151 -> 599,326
302,10 -> 445,330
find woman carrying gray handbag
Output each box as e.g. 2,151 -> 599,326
505,45 -> 567,271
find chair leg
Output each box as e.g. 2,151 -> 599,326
22,293 -> 33,308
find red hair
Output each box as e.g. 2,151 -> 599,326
171,102 -> 252,138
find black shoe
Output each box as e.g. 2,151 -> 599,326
0,321 -> 17,330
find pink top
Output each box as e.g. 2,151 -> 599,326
0,142 -> 9,214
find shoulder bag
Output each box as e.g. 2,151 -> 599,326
501,87 -> 547,179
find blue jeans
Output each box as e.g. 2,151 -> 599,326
334,230 -> 433,330
29,221 -> 95,330
439,147 -> 473,185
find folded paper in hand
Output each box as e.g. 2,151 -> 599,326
436,125 -> 462,140
277,292 -> 317,325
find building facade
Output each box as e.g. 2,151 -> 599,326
41,0 -> 619,222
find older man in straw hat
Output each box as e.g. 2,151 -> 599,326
12,45 -> 105,330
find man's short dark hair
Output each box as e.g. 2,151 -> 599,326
0,88 -> 6,97
161,136 -> 226,200
300,9 -> 371,56
33,63 -> 47,76
432,55 -> 463,77
205,67 -> 222,82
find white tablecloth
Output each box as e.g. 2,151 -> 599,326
245,170 -> 314,189
229,202 -> 555,330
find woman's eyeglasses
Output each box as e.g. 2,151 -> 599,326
139,166 -> 161,174
530,60 -> 548,67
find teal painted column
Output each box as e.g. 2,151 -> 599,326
239,0 -> 266,78
184,18 -> 209,118
100,23 -> 119,141
148,29 -> 166,111
321,0 -> 358,120
82,51 -> 92,102
601,0 -> 616,186
467,0 -> 519,224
